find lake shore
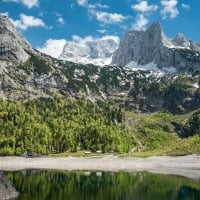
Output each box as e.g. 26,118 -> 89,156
0,155 -> 200,179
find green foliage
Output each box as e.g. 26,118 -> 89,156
163,75 -> 195,114
125,111 -> 200,154
7,170 -> 200,200
0,98 -> 133,155
0,97 -> 199,156
128,73 -> 199,113
184,110 -> 200,136
17,60 -> 32,73
60,63 -> 100,93
135,112 -> 177,149
177,48 -> 200,62
97,66 -> 125,89
29,53 -> 51,74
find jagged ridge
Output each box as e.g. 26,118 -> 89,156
59,36 -> 119,66
112,22 -> 200,73
0,15 -> 31,63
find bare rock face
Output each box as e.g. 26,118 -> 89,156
0,172 -> 19,200
59,36 -> 119,66
0,15 -> 31,63
112,23 -> 163,67
112,22 -> 200,73
0,14 -> 70,100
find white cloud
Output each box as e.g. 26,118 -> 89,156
132,1 -> 158,13
72,35 -> 93,44
0,12 -> 9,17
37,39 -> 67,58
77,0 -> 118,28
11,14 -> 45,30
71,35 -> 120,44
161,0 -> 179,19
88,3 -> 109,9
3,0 -> 38,8
131,1 -> 158,31
77,0 -> 109,9
90,10 -> 127,24
132,14 -> 149,30
77,0 -> 88,7
94,3 -> 109,9
100,35 -> 120,44
97,29 -> 107,34
57,17 -> 65,25
181,3 -> 190,10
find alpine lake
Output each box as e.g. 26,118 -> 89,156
4,170 -> 200,200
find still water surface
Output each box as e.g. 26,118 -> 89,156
6,170 -> 200,200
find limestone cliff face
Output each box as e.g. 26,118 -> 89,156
112,22 -> 200,73
0,14 -> 69,100
0,15 -> 31,63
59,36 -> 119,66
112,23 -> 163,67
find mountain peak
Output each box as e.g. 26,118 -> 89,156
172,33 -> 189,47
147,22 -> 162,33
0,15 -> 15,33
112,22 -> 200,72
174,33 -> 188,42
0,14 -> 31,64
59,36 -> 119,66
112,22 -> 167,67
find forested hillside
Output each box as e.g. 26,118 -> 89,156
0,97 -> 199,156
0,98 -> 133,155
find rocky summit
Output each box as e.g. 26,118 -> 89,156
112,22 -> 200,74
0,15 -> 31,64
59,36 -> 119,66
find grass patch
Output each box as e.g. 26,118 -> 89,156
48,151 -> 110,158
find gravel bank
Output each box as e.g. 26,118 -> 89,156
0,155 -> 200,179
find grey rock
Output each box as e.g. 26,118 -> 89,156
0,172 -> 19,200
112,22 -> 200,73
59,36 -> 119,66
172,33 -> 190,48
0,15 -> 31,63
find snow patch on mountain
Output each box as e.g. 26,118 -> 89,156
193,82 -> 199,89
125,61 -> 176,74
59,35 -> 119,66
125,61 -> 159,71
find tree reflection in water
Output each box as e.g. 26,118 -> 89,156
5,170 -> 200,200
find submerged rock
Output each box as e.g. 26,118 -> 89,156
0,172 -> 19,200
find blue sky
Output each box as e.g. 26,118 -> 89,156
0,0 -> 199,58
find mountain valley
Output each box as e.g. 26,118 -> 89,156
0,14 -> 199,156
